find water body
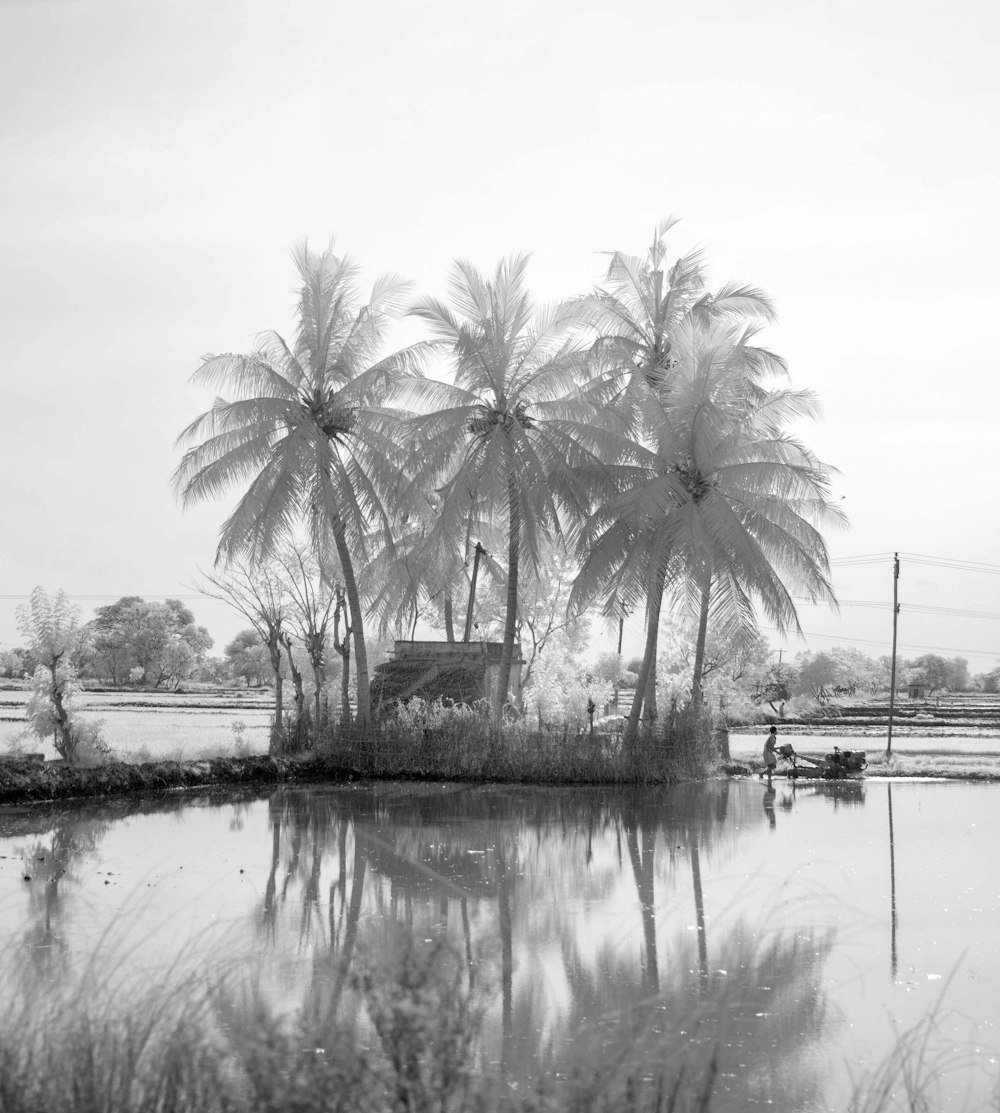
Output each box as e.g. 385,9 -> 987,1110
0,779 -> 996,1109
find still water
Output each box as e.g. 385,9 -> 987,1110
0,779 -> 997,1110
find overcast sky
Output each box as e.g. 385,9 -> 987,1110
2,0 -> 998,671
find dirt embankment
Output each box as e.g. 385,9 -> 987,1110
0,753 -> 355,806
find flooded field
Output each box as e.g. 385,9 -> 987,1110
0,778 -> 997,1110
0,688 -> 274,759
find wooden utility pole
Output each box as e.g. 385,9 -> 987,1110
463,542 -> 486,642
886,553 -> 900,757
613,614 -> 625,711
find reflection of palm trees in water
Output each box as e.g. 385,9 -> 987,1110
254,782 -> 831,1106
625,810 -> 659,993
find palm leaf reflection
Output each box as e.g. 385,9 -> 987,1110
253,783 -> 833,1108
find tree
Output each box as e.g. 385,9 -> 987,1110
174,240 -> 426,727
0,647 -> 27,679
404,255 -> 619,719
197,562 -> 290,750
794,651 -> 841,700
571,224 -> 789,736
276,544 -> 338,736
225,629 -> 270,687
907,653 -> 967,694
579,218 -> 783,406
575,316 -> 844,747
84,597 -> 212,687
16,587 -> 102,763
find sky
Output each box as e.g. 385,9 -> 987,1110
1,0 -> 999,673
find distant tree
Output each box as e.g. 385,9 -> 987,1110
827,646 -> 879,697
944,656 -> 970,693
972,666 -> 1000,694
794,651 -> 841,700
876,654 -> 904,694
225,630 -> 269,688
84,598 -> 212,687
0,647 -> 27,679
907,654 -> 952,694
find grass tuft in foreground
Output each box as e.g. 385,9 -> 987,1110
0,929 -> 989,1113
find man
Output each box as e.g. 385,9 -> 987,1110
761,725 -> 779,781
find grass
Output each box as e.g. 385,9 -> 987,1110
0,929 -> 990,1113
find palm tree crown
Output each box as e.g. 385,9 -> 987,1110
173,240 -> 425,725
574,315 -> 846,742
403,255 -> 624,711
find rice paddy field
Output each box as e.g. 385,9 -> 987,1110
0,687 -> 275,761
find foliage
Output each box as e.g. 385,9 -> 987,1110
0,647 -> 28,678
575,313 -> 844,746
906,654 -> 969,694
16,587 -> 107,764
523,629 -> 614,729
82,596 -> 213,688
174,240 -> 427,727
225,629 -> 272,687
403,253 -> 621,718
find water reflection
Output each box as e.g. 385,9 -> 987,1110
4,778 -> 958,1109
250,783 -> 832,1108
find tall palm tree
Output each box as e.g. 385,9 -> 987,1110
402,255 -> 622,718
576,222 -> 786,718
573,316 -> 845,748
173,241 -> 425,726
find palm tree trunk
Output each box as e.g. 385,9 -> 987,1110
330,828 -> 367,1017
444,594 -> 455,642
331,519 -> 370,727
691,836 -> 709,996
624,561 -> 667,748
495,484 -> 520,719
643,652 -> 657,728
691,576 -> 712,708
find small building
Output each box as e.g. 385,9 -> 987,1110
372,640 -> 524,709
907,683 -> 926,699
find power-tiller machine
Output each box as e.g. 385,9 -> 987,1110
777,743 -> 866,780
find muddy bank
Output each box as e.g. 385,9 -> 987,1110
0,753 -> 356,806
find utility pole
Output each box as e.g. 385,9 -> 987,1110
613,613 -> 625,711
886,553 -> 900,758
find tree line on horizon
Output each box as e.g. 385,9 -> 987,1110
169,219 -> 848,752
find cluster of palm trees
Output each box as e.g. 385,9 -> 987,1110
173,221 -> 846,747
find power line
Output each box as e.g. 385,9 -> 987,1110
760,626 -> 999,661
0,594 -> 207,601
794,599 -> 1000,621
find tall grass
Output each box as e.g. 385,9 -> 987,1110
314,698 -> 721,784
0,931 -> 988,1113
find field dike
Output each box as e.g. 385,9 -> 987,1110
0,754 -> 357,806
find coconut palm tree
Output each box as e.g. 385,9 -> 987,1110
402,255 -> 623,718
573,316 -> 845,748
576,222 -> 787,719
173,241 -> 426,726
580,219 -> 784,410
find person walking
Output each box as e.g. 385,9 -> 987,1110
761,725 -> 779,781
